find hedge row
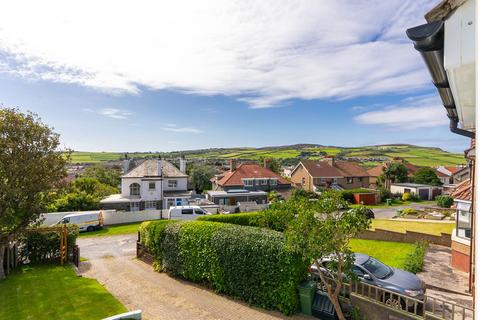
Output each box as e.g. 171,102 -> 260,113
139,220 -> 307,315
21,225 -> 79,264
197,211 -> 264,227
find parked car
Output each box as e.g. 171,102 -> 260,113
168,205 -> 209,220
55,211 -> 104,232
311,253 -> 425,307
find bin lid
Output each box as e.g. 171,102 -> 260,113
312,291 -> 336,316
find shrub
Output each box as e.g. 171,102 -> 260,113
21,225 -> 79,264
402,192 -> 412,201
403,241 -> 428,273
401,208 -> 417,216
197,211 -> 263,227
436,195 -> 454,208
378,187 -> 392,202
139,220 -> 307,315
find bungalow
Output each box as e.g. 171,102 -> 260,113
211,160 -> 293,199
100,158 -> 191,211
290,157 -> 370,192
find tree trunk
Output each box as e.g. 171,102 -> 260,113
0,244 -> 5,280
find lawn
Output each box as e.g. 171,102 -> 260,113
78,221 -> 146,237
0,265 -> 126,320
350,239 -> 415,269
371,219 -> 455,235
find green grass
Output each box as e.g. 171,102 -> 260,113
350,239 -> 416,269
0,265 -> 127,320
371,219 -> 455,235
78,221 -> 147,237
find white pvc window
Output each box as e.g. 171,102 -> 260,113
168,180 -> 177,188
243,179 -> 254,187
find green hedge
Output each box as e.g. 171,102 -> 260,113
436,195 -> 454,208
139,220 -> 307,315
403,241 -> 428,274
197,211 -> 263,227
21,225 -> 79,264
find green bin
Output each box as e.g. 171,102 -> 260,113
298,280 -> 316,315
386,199 -> 392,206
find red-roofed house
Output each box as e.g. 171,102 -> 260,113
211,160 -> 293,198
290,157 -> 370,192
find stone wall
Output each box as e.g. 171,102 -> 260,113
358,229 -> 451,247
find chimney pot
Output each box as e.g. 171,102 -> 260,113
230,159 -> 237,172
325,156 -> 335,167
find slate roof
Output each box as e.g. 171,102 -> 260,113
122,159 -> 187,178
452,179 -> 472,202
300,160 -> 369,178
216,163 -> 291,186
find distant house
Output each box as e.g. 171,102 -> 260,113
436,165 -> 468,184
367,159 -> 420,188
290,157 -> 370,192
211,160 -> 293,198
450,179 -> 472,273
100,158 -> 191,211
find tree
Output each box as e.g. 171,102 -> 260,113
81,165 -> 121,189
72,177 -> 118,198
0,108 -> 68,279
412,167 -> 442,186
49,192 -> 99,212
286,191 -> 371,320
381,162 -> 408,188
188,164 -> 216,193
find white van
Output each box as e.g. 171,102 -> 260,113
168,206 -> 209,220
56,211 -> 104,232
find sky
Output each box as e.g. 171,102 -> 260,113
0,0 -> 471,153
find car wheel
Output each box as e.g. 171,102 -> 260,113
382,293 -> 406,310
86,226 -> 94,232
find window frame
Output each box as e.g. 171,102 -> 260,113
168,180 -> 178,188
130,183 -> 140,196
243,179 -> 254,187
148,182 -> 156,191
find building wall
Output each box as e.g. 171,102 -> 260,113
335,177 -> 370,189
121,177 -> 188,200
290,164 -> 314,191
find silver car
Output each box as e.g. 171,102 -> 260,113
311,253 -> 425,306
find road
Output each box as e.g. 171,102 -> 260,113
77,234 -> 313,320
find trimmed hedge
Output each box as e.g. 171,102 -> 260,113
139,220 -> 307,315
197,211 -> 263,227
21,225 -> 79,264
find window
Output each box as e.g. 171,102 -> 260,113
130,183 -> 140,196
182,209 -> 193,215
167,198 -> 175,208
168,180 -> 177,188
258,179 -> 267,185
352,266 -> 365,278
195,209 -> 206,215
243,179 -> 253,187
357,177 -> 363,182
347,177 -> 353,184
149,182 -> 156,190
145,201 -> 156,210
130,201 -> 140,211
456,206 -> 471,239
270,179 -> 277,186
333,178 -> 338,184
320,178 -> 326,183
301,177 -> 306,186
362,258 -> 391,279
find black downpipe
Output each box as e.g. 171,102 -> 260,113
450,118 -> 475,138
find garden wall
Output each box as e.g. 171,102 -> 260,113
358,228 -> 451,247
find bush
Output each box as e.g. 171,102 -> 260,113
138,220 -> 307,315
403,242 -> 428,273
401,208 -> 417,216
21,225 -> 79,264
436,195 -> 454,208
378,187 -> 392,202
197,211 -> 263,227
401,192 -> 412,201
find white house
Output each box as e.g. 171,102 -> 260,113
100,158 -> 191,211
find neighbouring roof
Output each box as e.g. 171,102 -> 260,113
300,159 -> 369,178
436,170 -> 450,178
391,183 -> 437,188
452,179 -> 472,201
367,162 -> 420,178
216,163 -> 291,186
122,159 -> 187,178
207,190 -> 268,197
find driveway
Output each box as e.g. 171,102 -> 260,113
77,235 -> 313,320
372,202 -> 438,219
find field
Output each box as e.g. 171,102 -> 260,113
0,265 -> 126,320
70,144 -> 465,167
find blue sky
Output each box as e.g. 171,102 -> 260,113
0,0 -> 470,152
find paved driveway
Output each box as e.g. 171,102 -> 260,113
77,235 -> 313,320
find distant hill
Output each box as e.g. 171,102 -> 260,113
69,144 -> 466,168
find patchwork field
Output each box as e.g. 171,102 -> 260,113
70,144 -> 465,167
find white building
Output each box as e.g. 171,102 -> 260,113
100,158 -> 191,211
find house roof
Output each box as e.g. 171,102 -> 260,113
367,162 -> 420,178
300,160 -> 369,178
436,170 -> 449,178
216,163 -> 291,186
452,179 -> 472,201
122,159 -> 187,178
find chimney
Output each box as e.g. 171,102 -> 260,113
157,156 -> 163,177
325,156 -> 335,167
230,159 -> 237,172
179,156 -> 187,174
122,154 -> 129,174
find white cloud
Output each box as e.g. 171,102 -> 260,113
0,0 -> 436,107
354,95 -> 449,129
161,126 -> 202,133
84,107 -> 132,119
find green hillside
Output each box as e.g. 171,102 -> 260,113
69,144 -> 466,168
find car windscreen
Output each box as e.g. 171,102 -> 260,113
361,257 -> 391,279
